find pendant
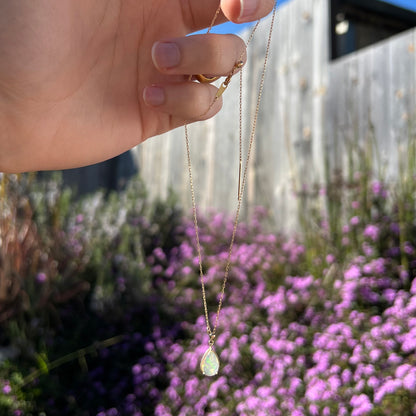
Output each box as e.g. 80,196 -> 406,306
200,346 -> 220,376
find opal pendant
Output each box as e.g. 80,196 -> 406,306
200,346 -> 220,376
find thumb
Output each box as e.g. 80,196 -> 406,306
221,0 -> 275,24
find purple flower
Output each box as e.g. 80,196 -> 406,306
246,395 -> 261,411
182,266 -> 192,275
411,280 -> 416,295
374,379 -> 402,403
257,386 -> 272,398
367,376 -> 381,389
344,264 -> 361,280
390,222 -> 400,234
401,329 -> 416,353
286,275 -> 314,291
326,254 -> 335,264
152,265 -> 163,274
338,407 -> 348,416
166,386 -> 180,404
309,404 -> 319,416
387,353 -> 402,365
350,216 -> 360,226
369,315 -> 382,325
341,369 -> 353,384
383,289 -> 396,303
305,379 -> 327,401
350,394 -> 373,416
2,384 -> 11,394
153,247 -> 167,261
399,268 -> 409,283
36,272 -> 47,283
403,371 -> 416,390
155,404 -> 172,416
362,243 -> 374,257
404,242 -> 415,255
251,343 -> 270,363
289,378 -> 302,394
328,375 -> 341,391
395,364 -> 412,379
371,258 -> 385,274
369,349 -> 382,362
371,181 -> 387,198
360,286 -> 379,303
132,364 -> 141,375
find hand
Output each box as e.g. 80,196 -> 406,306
0,0 -> 275,172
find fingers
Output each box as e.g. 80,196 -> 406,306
151,34 -> 246,76
182,0 -> 276,31
143,82 -> 222,122
221,0 -> 276,23
143,33 -> 243,122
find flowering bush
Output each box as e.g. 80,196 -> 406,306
0,152 -> 415,416
141,197 -> 416,416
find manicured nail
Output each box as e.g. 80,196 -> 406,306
152,42 -> 181,70
239,0 -> 260,20
143,85 -> 165,106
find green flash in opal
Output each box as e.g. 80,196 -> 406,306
200,347 -> 220,376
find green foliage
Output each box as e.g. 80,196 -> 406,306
0,173 -> 186,415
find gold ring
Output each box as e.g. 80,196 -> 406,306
195,74 -> 220,83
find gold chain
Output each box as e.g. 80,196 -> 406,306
207,3 -> 222,34
185,3 -> 277,346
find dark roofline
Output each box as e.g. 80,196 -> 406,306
331,0 -> 416,59
339,0 -> 416,25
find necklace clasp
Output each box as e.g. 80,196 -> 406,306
215,60 -> 244,99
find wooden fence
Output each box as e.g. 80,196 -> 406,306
134,0 -> 416,230
326,27 -> 416,180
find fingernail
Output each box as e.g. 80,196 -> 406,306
152,42 -> 181,70
143,85 -> 165,106
239,0 -> 260,20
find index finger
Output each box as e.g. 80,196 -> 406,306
183,0 -> 276,32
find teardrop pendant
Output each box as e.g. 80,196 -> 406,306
200,346 -> 220,376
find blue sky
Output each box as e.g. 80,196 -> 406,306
384,0 -> 416,11
211,0 -> 416,34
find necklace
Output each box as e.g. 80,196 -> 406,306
184,3 -> 276,377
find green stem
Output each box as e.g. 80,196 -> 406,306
22,334 -> 124,386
